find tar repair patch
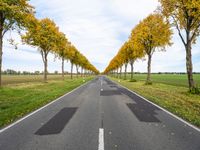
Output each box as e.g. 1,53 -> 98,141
35,107 -> 77,135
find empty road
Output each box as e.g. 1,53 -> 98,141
0,76 -> 199,150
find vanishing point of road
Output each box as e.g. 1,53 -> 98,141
0,76 -> 199,150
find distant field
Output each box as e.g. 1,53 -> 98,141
118,74 -> 200,87
1,74 -> 80,85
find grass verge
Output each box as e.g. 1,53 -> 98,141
0,76 -> 94,128
110,77 -> 200,128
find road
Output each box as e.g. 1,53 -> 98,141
0,76 -> 199,150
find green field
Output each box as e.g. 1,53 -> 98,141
0,76 -> 94,128
115,73 -> 200,87
110,74 -> 200,127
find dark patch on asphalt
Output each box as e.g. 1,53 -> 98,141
105,79 -> 161,122
35,107 -> 77,135
109,85 -> 118,88
127,103 -> 160,122
100,90 -> 122,96
119,87 -> 161,122
104,78 -> 116,85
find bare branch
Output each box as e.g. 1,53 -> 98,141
172,15 -> 186,46
2,22 -> 14,36
40,49 -> 45,63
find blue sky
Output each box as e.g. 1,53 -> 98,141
2,0 -> 200,73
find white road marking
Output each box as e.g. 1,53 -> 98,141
112,79 -> 200,132
101,78 -> 103,86
0,79 -> 95,133
98,128 -> 104,150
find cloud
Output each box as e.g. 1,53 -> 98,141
108,0 -> 159,20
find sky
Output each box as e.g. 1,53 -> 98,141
2,0 -> 200,73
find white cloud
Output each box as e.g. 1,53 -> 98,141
108,0 -> 158,20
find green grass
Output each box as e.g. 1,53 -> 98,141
115,73 -> 200,87
0,76 -> 94,128
110,76 -> 200,127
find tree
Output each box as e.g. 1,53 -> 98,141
22,18 -> 59,82
74,52 -> 82,78
159,0 -> 200,92
0,0 -> 34,86
66,45 -> 99,79
133,13 -> 172,84
68,45 -> 77,79
54,32 -> 71,80
125,39 -> 144,80
120,42 -> 130,80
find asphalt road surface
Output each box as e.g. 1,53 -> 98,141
0,76 -> 199,150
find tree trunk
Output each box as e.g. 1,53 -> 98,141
146,54 -> 152,83
81,67 -> 83,77
71,62 -> 73,79
0,13 -> 4,87
0,33 -> 2,87
117,68 -> 119,78
185,42 -> 195,91
62,57 -> 64,80
124,63 -> 127,80
43,52 -> 48,82
130,60 -> 134,80
120,66 -> 122,79
84,69 -> 86,77
76,65 -> 78,78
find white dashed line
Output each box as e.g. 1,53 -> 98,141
98,128 -> 104,150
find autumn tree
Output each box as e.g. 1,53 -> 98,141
159,0 -> 200,92
103,46 -> 126,78
111,53 -> 124,79
54,32 -> 71,80
0,0 -> 34,86
125,39 -> 144,80
134,13 -> 172,84
22,18 -> 59,82
68,45 -> 77,79
115,53 -> 124,79
78,54 -> 87,77
120,42 -> 130,80
79,55 -> 87,77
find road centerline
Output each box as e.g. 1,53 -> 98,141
98,128 -> 104,150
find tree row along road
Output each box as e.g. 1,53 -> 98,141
0,76 -> 199,150
104,0 -> 200,94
